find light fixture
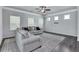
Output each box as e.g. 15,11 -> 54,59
35,6 -> 51,14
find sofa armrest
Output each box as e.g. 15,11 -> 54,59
23,36 -> 41,44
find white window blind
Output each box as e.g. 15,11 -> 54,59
28,17 -> 34,26
10,16 -> 20,30
38,18 -> 43,28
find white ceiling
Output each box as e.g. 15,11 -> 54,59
6,6 -> 77,15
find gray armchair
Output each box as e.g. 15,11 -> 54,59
15,29 -> 42,52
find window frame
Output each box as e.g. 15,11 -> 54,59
54,16 -> 59,21
10,15 -> 20,31
28,17 -> 35,26
47,17 -> 51,21
64,14 -> 70,20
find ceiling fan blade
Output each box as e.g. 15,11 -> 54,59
35,6 -> 51,14
45,9 -> 51,11
40,6 -> 46,8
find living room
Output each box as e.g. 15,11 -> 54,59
0,6 -> 79,52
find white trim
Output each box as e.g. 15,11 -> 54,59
2,7 -> 42,16
46,9 -> 77,16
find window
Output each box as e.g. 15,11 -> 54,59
28,17 -> 34,26
54,16 -> 59,20
47,17 -> 51,21
64,14 -> 70,19
38,18 -> 43,28
10,16 -> 20,30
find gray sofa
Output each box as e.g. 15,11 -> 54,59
22,26 -> 43,35
15,29 -> 42,52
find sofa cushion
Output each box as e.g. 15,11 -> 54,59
19,30 -> 29,39
36,27 -> 40,30
22,27 -> 29,31
23,36 -> 41,45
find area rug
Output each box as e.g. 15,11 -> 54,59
1,33 -> 65,52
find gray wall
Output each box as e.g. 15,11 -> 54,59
77,7 -> 79,41
0,7 -> 2,45
2,9 -> 43,38
45,11 -> 77,36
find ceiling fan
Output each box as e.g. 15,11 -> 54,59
35,6 -> 51,13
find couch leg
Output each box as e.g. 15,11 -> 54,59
30,46 -> 42,52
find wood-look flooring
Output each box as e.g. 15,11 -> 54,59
0,33 -> 78,52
